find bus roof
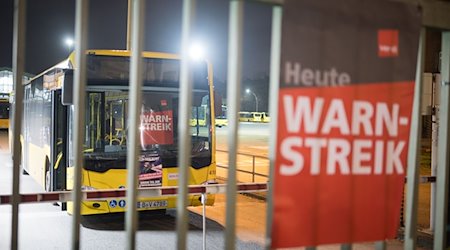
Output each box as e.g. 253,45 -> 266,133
26,49 -> 213,91
83,50 -> 180,60
28,50 -> 182,84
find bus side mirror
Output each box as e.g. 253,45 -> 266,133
62,70 -> 74,105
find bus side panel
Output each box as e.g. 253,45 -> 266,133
25,143 -> 50,189
0,119 -> 8,129
66,167 -> 96,215
68,165 -> 216,215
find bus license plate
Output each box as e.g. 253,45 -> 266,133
137,200 -> 168,209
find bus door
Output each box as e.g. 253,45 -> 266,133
48,90 -> 67,191
87,92 -> 106,150
106,98 -> 127,145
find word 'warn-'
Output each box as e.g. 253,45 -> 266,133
280,95 -> 409,176
140,113 -> 172,131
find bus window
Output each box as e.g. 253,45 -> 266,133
86,92 -> 105,151
0,98 -> 10,129
190,104 -> 208,127
105,97 -> 127,146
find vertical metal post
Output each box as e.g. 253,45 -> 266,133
264,5 -> 282,250
404,27 -> 426,250
225,1 -> 244,249
11,0 -> 26,249
430,106 -> 438,231
125,0 -> 145,249
201,193 -> 206,250
71,0 -> 89,249
434,31 -> 450,250
177,0 -> 196,249
126,0 -> 131,50
252,156 -> 255,182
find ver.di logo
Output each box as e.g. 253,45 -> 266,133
378,29 -> 399,57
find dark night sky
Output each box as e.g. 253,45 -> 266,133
0,0 -> 273,84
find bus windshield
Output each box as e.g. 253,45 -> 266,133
71,90 -> 212,171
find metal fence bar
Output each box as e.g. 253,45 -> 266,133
177,0 -> 196,249
11,0 -> 26,249
404,27 -> 426,250
217,155 -> 436,184
265,4 -> 282,250
125,0 -> 146,249
0,183 -> 268,205
434,31 -> 450,250
216,164 -> 269,179
217,149 -> 267,159
126,0 -> 131,51
71,1 -> 89,249
225,1 -> 244,249
430,104 -> 438,231
251,156 -> 256,182
201,193 -> 206,250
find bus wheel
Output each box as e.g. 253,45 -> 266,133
21,151 -> 29,175
45,171 -> 51,192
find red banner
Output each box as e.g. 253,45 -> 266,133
140,110 -> 173,146
273,82 -> 413,247
272,0 -> 421,247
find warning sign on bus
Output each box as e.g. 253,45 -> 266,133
272,0 -> 421,248
140,110 -> 174,146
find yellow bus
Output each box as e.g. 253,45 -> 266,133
21,50 -> 216,215
0,93 -> 10,129
215,105 -> 227,127
238,111 -> 262,122
261,112 -> 270,123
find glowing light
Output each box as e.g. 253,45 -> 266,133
189,42 -> 206,61
65,38 -> 74,48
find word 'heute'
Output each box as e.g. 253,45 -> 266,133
284,61 -> 351,86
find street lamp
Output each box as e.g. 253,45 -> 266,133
246,88 -> 258,112
189,42 -> 206,61
64,37 -> 74,53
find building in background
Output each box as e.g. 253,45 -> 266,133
0,67 -> 34,93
